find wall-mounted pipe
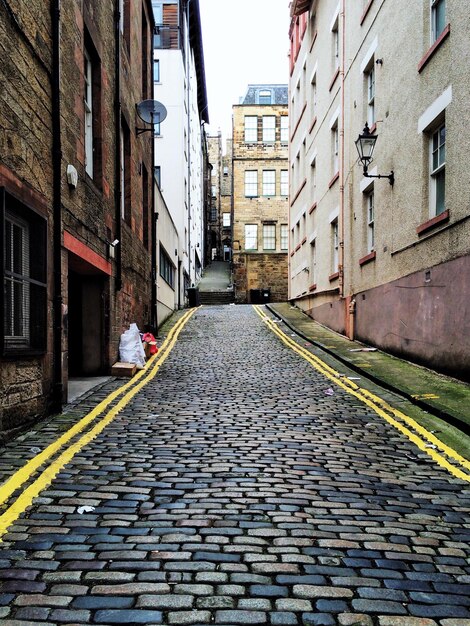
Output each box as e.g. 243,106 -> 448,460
51,0 -> 63,411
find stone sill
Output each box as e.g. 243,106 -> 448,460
360,0 -> 374,25
328,172 -> 339,188
329,271 -> 339,282
416,210 -> 449,236
308,202 -> 317,214
418,25 -> 450,73
359,250 -> 376,266
329,68 -> 340,92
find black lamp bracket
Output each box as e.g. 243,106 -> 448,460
363,166 -> 394,186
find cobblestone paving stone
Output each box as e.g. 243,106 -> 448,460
1,305 -> 469,625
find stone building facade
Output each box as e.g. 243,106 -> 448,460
289,0 -> 470,380
0,0 -> 155,440
207,133 -> 223,262
232,86 -> 289,303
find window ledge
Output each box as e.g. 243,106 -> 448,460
416,210 -> 449,235
328,171 -> 339,188
295,243 -> 302,252
290,250 -> 295,257
329,68 -> 340,92
360,0 -> 374,25
329,271 -> 339,282
359,250 -> 376,266
418,24 -> 450,73
290,102 -> 307,142
309,31 -> 318,53
290,178 -> 307,207
308,201 -> 317,214
309,283 -> 317,292
301,237 -> 307,246
309,116 -> 317,133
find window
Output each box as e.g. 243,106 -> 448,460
332,219 -> 339,272
223,166 -> 229,176
154,59 -> 160,82
84,49 -> 93,178
310,240 -> 316,281
142,6 -> 149,98
143,165 -> 149,249
332,19 -> 339,70
311,76 -> 317,117
262,170 -> 276,196
280,225 -> 289,250
211,185 -> 216,198
280,170 -> 289,197
154,165 -> 161,187
280,116 -> 289,143
431,0 -> 446,42
430,123 -> 446,216
223,213 -> 231,227
244,116 -> 258,143
332,123 -> 339,174
259,89 -> 272,105
367,190 -> 375,252
244,170 -> 258,197
367,65 -> 375,126
154,111 -> 161,137
2,193 -> 47,354
311,159 -> 317,199
121,118 -> 131,223
159,245 -> 175,288
263,224 -> 276,250
245,224 -> 258,250
262,116 -> 276,143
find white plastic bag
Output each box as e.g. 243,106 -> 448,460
119,323 -> 146,367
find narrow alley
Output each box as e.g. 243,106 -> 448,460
0,305 -> 469,625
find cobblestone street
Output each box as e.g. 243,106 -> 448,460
1,305 -> 469,625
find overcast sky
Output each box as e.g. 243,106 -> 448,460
199,0 -> 290,146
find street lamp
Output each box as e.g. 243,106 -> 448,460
355,122 -> 394,186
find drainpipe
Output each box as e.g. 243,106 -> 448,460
114,3 -> 122,291
51,0 -> 63,411
339,0 -> 346,301
186,0 -> 192,290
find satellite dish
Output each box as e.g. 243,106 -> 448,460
136,100 -> 167,125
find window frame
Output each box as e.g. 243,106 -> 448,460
367,189 -> 375,252
262,223 -> 276,251
1,189 -> 48,356
259,89 -> 272,105
332,123 -> 339,174
244,170 -> 258,198
280,224 -> 289,250
367,64 -> 375,126
262,116 -> 276,143
84,48 -> 94,178
280,170 -> 289,197
244,224 -> 258,250
262,170 -> 276,197
223,212 -> 231,228
429,122 -> 446,217
244,116 -> 258,143
331,219 -> 339,272
280,116 -> 289,143
431,0 -> 446,43
159,244 -> 175,289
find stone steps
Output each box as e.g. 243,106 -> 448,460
199,291 -> 235,306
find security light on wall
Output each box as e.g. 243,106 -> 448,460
355,122 -> 394,185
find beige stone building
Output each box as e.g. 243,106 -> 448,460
232,85 -> 289,303
289,0 -> 470,380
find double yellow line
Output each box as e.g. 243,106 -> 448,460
254,305 -> 470,483
0,308 -> 197,539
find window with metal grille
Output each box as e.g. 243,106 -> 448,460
244,116 -> 258,143
263,224 -> 276,250
262,116 -> 276,142
1,189 -> 47,355
159,245 -> 175,288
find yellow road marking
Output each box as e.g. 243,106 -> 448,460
254,306 -> 470,482
0,308 -> 197,538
